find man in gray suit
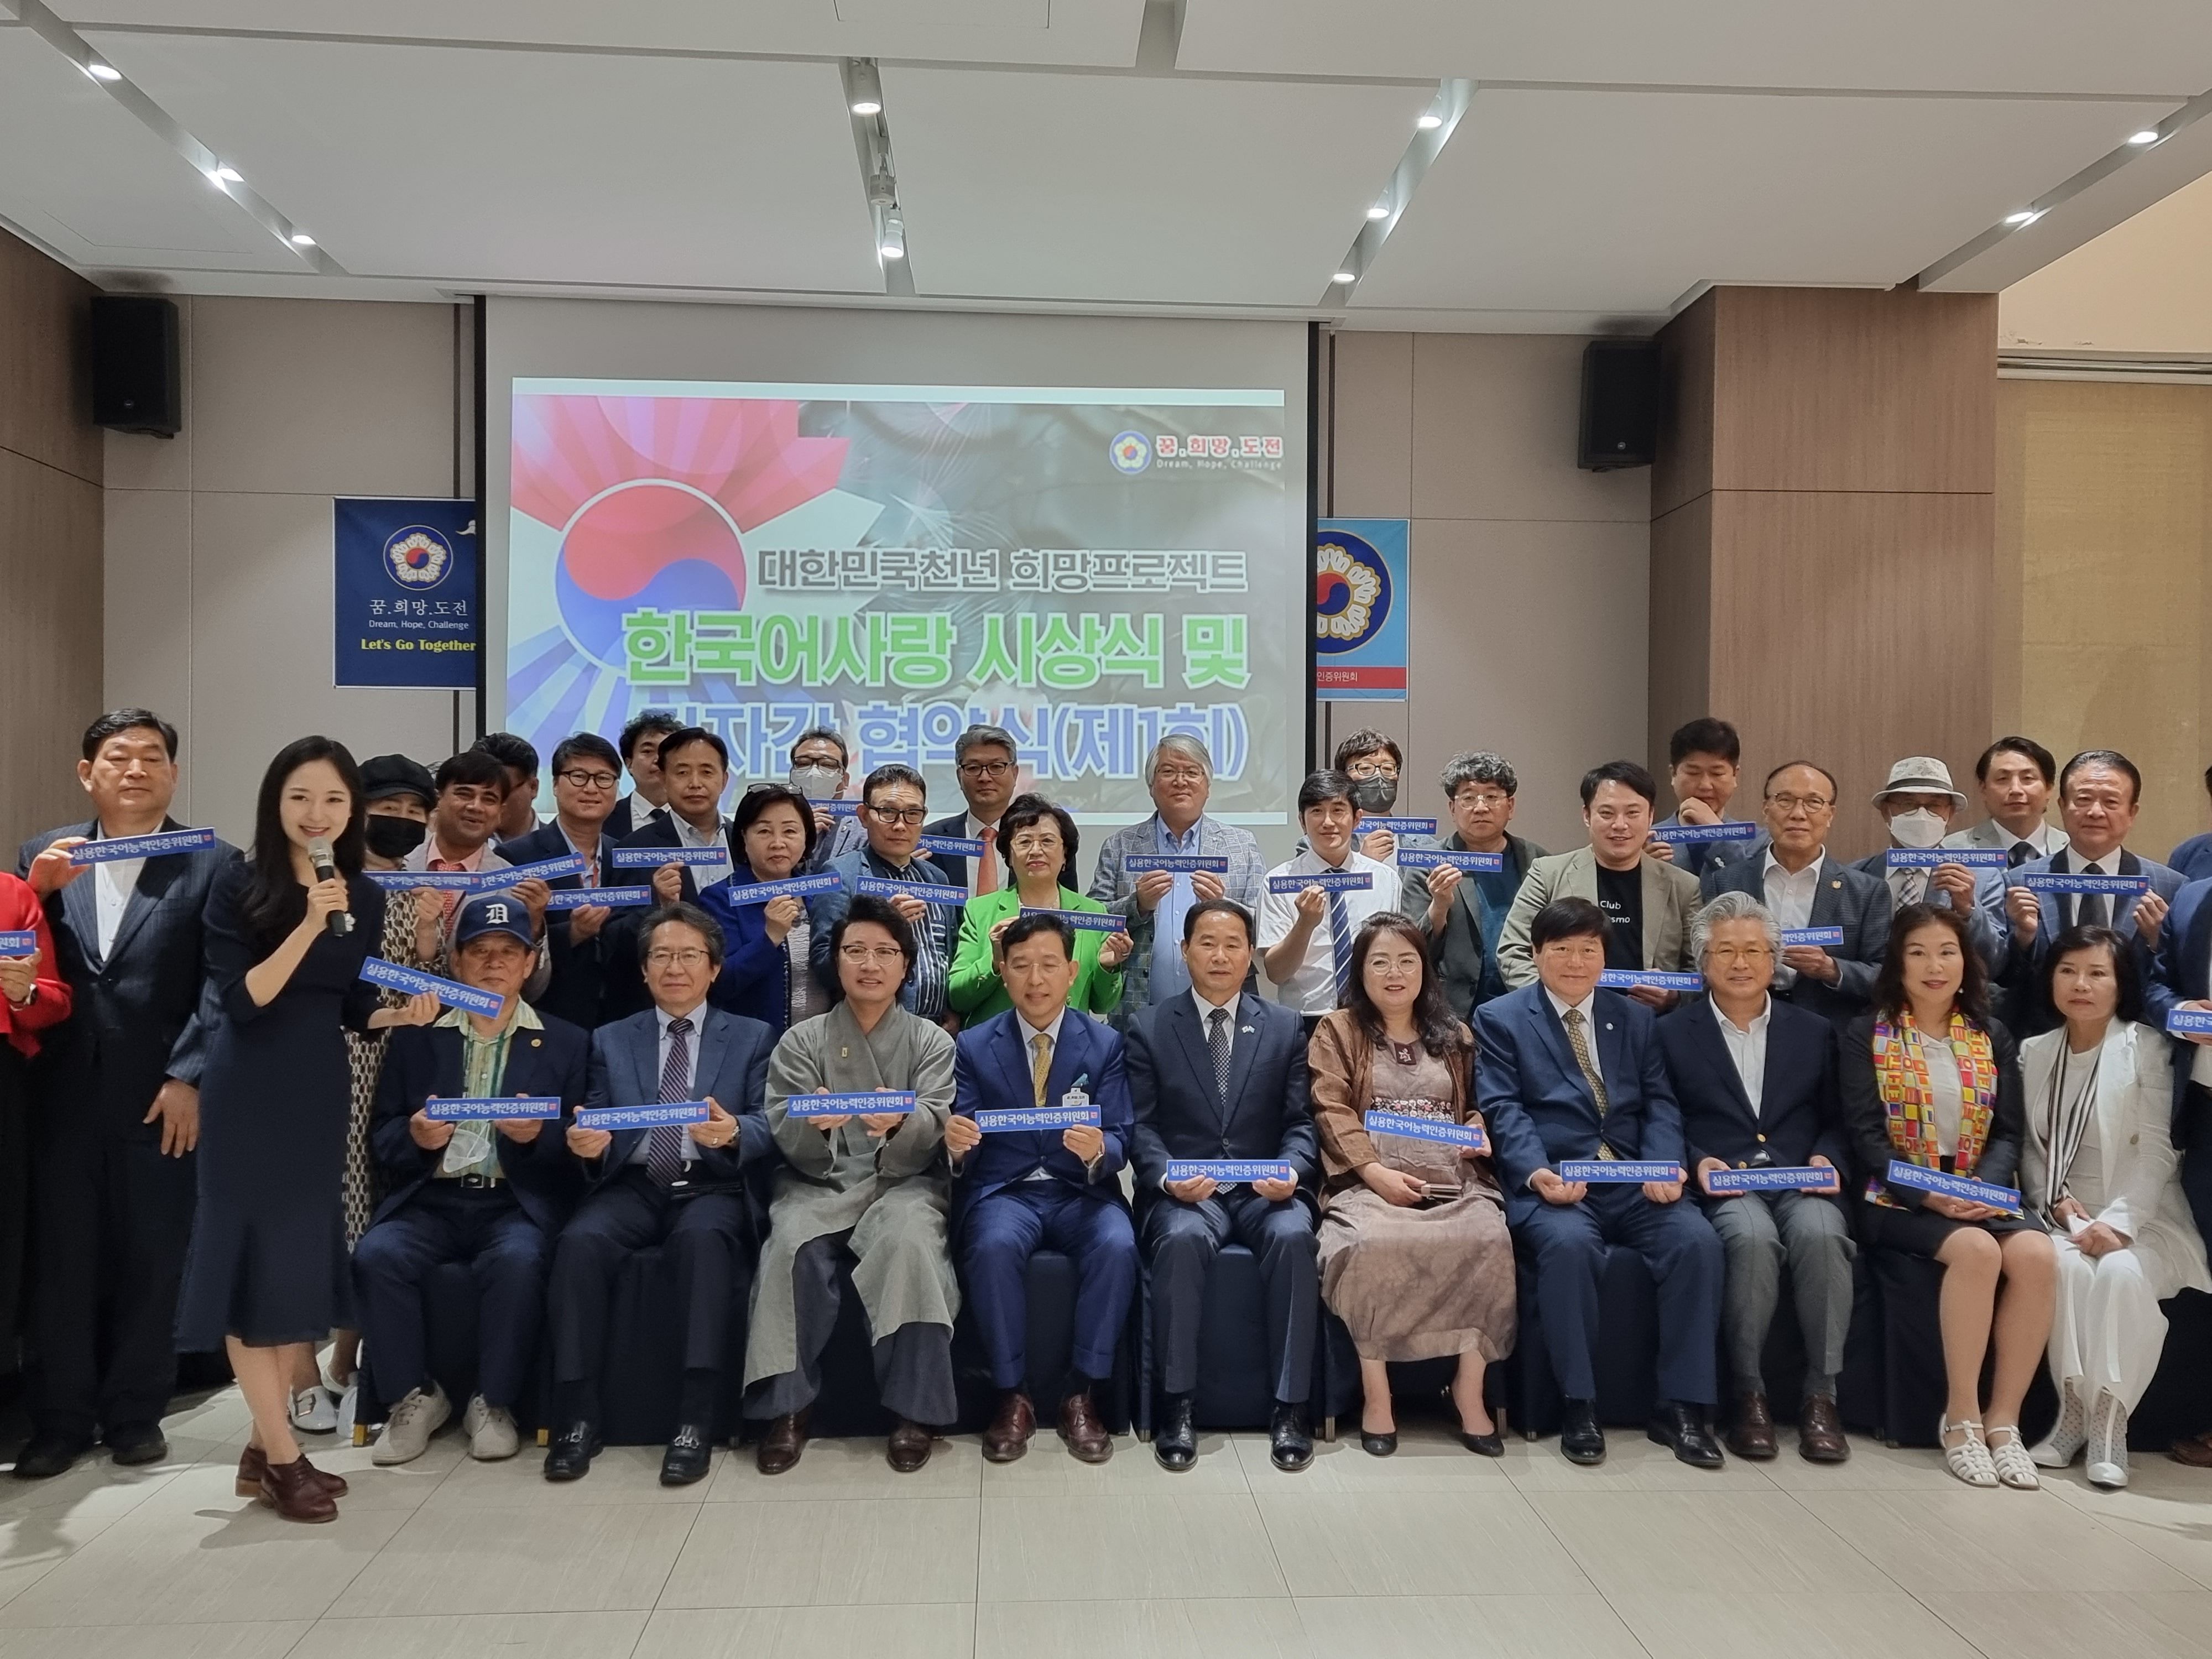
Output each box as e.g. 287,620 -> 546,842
1402,751 -> 1547,1018
1943,737 -> 2068,867
1698,761 -> 1890,1030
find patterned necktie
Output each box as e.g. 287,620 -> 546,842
647,1015 -> 693,1187
1561,1006 -> 1611,1114
1898,869 -> 1928,907
1030,1031 -> 1053,1108
1208,1006 -> 1232,1102
1328,887 -> 1355,1003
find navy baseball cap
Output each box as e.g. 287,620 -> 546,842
455,893 -> 534,950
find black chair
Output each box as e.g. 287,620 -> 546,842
734,1246 -> 900,1443
354,1260 -> 550,1443
1503,1245 -> 1659,1436
1316,1311 -> 1506,1439
1864,1248 -> 2057,1447
596,1245 -> 755,1446
1134,1242 -> 1303,1438
951,1249 -> 1135,1434
1698,1252 -> 1886,1434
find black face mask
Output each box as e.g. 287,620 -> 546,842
1349,773 -> 1399,815
364,813 -> 428,858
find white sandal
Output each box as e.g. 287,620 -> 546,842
1985,1423 -> 2041,1490
1939,1415 -> 1998,1487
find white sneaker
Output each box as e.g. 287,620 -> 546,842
289,1385 -> 338,1434
2086,1391 -> 2130,1489
1986,1424 -> 2041,1490
372,1384 -> 451,1466
2030,1382 -> 2085,1468
463,1394 -> 520,1462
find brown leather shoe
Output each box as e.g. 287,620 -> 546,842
258,1453 -> 338,1522
754,1410 -> 810,1476
886,1418 -> 932,1474
2170,1430 -> 2212,1468
1725,1392 -> 1777,1460
1057,1390 -> 1113,1464
982,1391 -> 1035,1463
1798,1394 -> 1849,1463
236,1444 -> 349,1498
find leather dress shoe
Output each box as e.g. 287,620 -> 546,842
237,1444 -> 348,1498
1359,1427 -> 1397,1457
755,1410 -> 809,1476
258,1453 -> 337,1522
11,1434 -> 91,1480
886,1418 -> 932,1473
982,1391 -> 1036,1463
106,1424 -> 168,1467
1649,1401 -> 1725,1469
1058,1390 -> 1114,1464
1270,1404 -> 1314,1472
1459,1425 -> 1504,1458
542,1421 -> 601,1481
1798,1394 -> 1850,1463
661,1422 -> 713,1486
1560,1399 -> 1606,1466
1726,1392 -> 1778,1460
1153,1394 -> 1197,1472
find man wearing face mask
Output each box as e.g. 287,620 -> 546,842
1851,758 -> 2002,974
1331,731 -> 1433,868
791,727 -> 869,873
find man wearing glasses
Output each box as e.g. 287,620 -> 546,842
1402,752 -> 1550,1019
1697,761 -> 1891,1031
927,724 -> 1021,897
502,733 -> 627,1029
806,764 -> 963,1027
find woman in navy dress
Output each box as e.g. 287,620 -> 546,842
176,737 -> 437,1520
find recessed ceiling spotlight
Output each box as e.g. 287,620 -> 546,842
84,61 -> 121,81
1366,204 -> 1390,220
2004,208 -> 2042,226
290,232 -> 315,246
1415,112 -> 1442,130
213,164 -> 242,182
851,97 -> 883,116
1332,270 -> 1357,284
2129,129 -> 2162,145
880,242 -> 906,259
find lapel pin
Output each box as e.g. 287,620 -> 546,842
1604,1022 -> 1614,1031
1240,1025 -> 1255,1034
1830,880 -> 1841,889
530,1037 -> 542,1047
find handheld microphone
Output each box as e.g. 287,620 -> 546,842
307,836 -> 353,938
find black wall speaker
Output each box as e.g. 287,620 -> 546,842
1578,338 -> 1659,471
91,295 -> 182,437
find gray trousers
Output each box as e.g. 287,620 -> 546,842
1703,1191 -> 1854,1401
744,1232 -> 957,1427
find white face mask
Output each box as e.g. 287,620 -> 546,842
1887,807 -> 1946,849
788,764 -> 842,802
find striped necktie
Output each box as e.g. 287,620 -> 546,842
1328,887 -> 1355,1003
646,1016 -> 693,1187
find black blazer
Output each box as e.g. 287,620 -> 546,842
368,1013 -> 590,1233
1697,853 -> 1892,1030
1657,994 -> 1849,1182
17,819 -> 241,1130
596,816 -> 739,1021
1839,1010 -> 2025,1210
604,795 -> 667,843
1126,991 -> 1318,1222
499,821 -> 618,1030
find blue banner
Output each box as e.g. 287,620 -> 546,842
1165,1159 -> 1296,1183
919,834 -> 987,859
611,845 -> 729,868
494,853 -> 588,886
0,931 -> 36,956
1597,969 -> 1705,993
2017,872 -> 2151,895
424,1096 -> 564,1122
820,799 -> 862,818
1650,820 -> 1759,845
1397,848 -> 1504,874
785,1091 -> 918,1118
2167,1009 -> 2212,1037
1125,853 -> 1229,874
1887,848 -> 2006,869
358,957 -> 506,1017
1267,870 -> 1373,894
576,1100 -> 711,1131
973,1106 -> 1101,1133
857,875 -> 965,907
1364,1109 -> 1485,1150
1357,816 -> 1436,835
1707,1165 -> 1840,1194
1883,1159 -> 2021,1214
1559,1159 -> 1684,1183
334,497 -> 478,689
721,872 -> 843,906
1314,518 -> 1408,702
1020,908 -> 1125,932
545,886 -> 654,910
1780,927 -> 1845,948
70,827 -> 216,864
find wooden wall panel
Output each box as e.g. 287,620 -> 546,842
1647,493 -> 1713,779
0,232 -> 101,488
1653,288 -> 1716,521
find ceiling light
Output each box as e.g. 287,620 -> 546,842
1332,270 -> 1357,284
878,215 -> 906,261
2129,129 -> 2162,145
2004,209 -> 2042,226
1366,204 -> 1390,220
213,164 -> 242,182
851,97 -> 883,116
290,232 -> 315,246
880,242 -> 905,259
83,61 -> 121,81
1416,113 -> 1442,130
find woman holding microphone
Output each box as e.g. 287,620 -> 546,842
175,737 -> 437,1521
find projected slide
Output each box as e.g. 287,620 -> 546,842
506,380 -> 1295,822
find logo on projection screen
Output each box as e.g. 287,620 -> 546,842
1313,534 -> 1390,651
1108,431 -> 1152,475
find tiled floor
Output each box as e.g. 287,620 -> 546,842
4,1391 -> 2212,1659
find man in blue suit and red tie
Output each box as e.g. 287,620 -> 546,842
946,912 -> 1138,1463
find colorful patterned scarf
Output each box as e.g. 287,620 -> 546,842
1871,1008 -> 1999,1206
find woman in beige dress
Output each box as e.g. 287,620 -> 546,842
1311,914 -> 1515,1458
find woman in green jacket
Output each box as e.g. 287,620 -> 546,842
948,794 -> 1132,1020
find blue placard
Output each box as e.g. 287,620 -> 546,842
611,845 -> 729,869
818,799 -> 862,818
1124,853 -> 1230,874
334,497 -> 479,689
1887,847 -> 2007,869
1397,848 -> 1505,874
1780,927 -> 1846,948
544,886 -> 654,910
1356,816 -> 1437,835
2167,1009 -> 2212,1037
493,853 -> 589,886
1363,1109 -> 1486,1150
1559,1159 -> 1685,1183
363,869 -> 478,891
1020,907 -> 1125,932
973,1107 -> 1102,1133
70,827 -> 217,864
1597,969 -> 1705,993
1706,1165 -> 1841,1194
1314,518 -> 1408,702
2017,872 -> 2151,896
784,1091 -> 918,1118
1883,1158 -> 2021,1214
424,1096 -> 564,1122
575,1100 -> 712,1131
1166,1160 -> 1297,1183
0,931 -> 36,956
720,872 -> 843,906
919,834 -> 987,858
1267,870 -> 1374,894
1651,820 -> 1759,845
857,875 -> 965,907
358,957 -> 506,1017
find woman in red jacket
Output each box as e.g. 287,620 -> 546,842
2,869 -> 72,1365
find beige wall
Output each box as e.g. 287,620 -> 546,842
105,296 -> 473,847
2000,170 -> 2212,356
1323,332 -> 1650,853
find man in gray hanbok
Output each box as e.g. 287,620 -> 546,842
744,896 -> 959,1473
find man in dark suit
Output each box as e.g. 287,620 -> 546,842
1658,891 -> 1854,1464
946,914 -> 1137,1464
501,732 -> 627,1030
13,708 -> 238,1477
924,723 -> 1020,898
1128,898 -> 1318,1473
1401,750 -> 1548,1018
1478,897 -> 1725,1469
599,727 -> 740,1022
354,895 -> 588,1464
1699,760 -> 1891,1031
544,901 -> 773,1487
604,709 -> 679,843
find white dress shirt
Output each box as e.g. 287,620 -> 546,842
1713,994 -> 1771,1118
1761,848 -> 1823,932
94,855 -> 144,959
1255,846 -> 1398,1015
1192,988 -> 1238,1062
626,1000 -> 708,1168
1910,1030 -> 1966,1156
674,814 -> 733,892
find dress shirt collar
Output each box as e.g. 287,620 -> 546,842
674,815 -> 726,848
1761,846 -> 1827,884
1017,1007 -> 1068,1051
656,999 -> 709,1034
435,999 -> 543,1037
1155,813 -> 1204,851
426,832 -> 491,870
1711,993 -> 1771,1037
1191,988 -> 1239,1026
1543,987 -> 1597,1026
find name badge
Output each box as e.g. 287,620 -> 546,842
1650,821 -> 1759,845
722,872 -> 843,906
1780,927 -> 1845,948
919,834 -> 987,858
2167,1009 -> 2212,1037
1596,969 -> 1704,993
1363,1109 -> 1486,1150
493,853 -> 589,886
1707,1165 -> 1840,1194
69,827 -> 217,863
973,1106 -> 1100,1133
785,1090 -> 917,1118
0,930 -> 36,956
364,869 -> 478,891
1559,1159 -> 1684,1183
857,875 -> 964,906
2016,872 -> 2151,896
1356,816 -> 1437,835
611,845 -> 729,868
1883,1158 -> 2021,1214
1886,848 -> 2006,869
1124,853 -> 1229,874
424,1096 -> 564,1122
358,957 -> 507,1017
545,886 -> 654,910
1397,848 -> 1505,873
576,1100 -> 712,1130
1019,907 -> 1124,932
1166,1159 -> 1296,1183
1267,870 -> 1373,894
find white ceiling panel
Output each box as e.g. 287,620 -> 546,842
58,0 -> 1144,67
1353,87 -> 2176,315
885,69 -> 1432,304
82,31 -> 885,292
1179,0 -> 2212,97
0,30 -> 298,273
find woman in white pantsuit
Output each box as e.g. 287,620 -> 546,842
2020,926 -> 2209,1488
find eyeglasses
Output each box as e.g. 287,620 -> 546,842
1008,834 -> 1062,857
1454,791 -> 1512,811
556,769 -> 619,791
1344,761 -> 1399,780
1764,794 -> 1834,815
645,948 -> 711,969
839,945 -> 906,964
1707,943 -> 1774,963
867,804 -> 928,826
957,759 -> 1013,779
1154,767 -> 1207,786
